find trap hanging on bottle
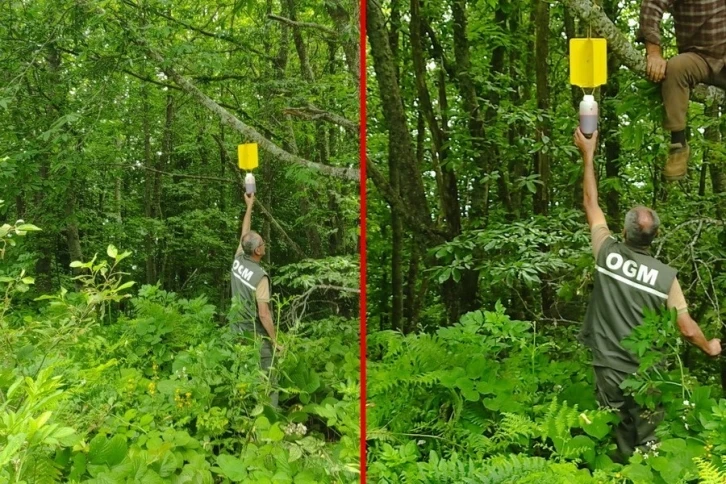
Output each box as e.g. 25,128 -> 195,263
237,143 -> 259,171
569,38 -> 607,88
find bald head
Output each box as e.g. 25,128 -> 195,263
242,230 -> 264,256
624,206 -> 660,247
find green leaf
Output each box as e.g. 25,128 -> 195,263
0,433 -> 26,467
21,277 -> 35,285
288,445 -> 303,463
117,281 -> 135,291
158,451 -> 179,477
88,434 -> 127,466
0,224 -> 11,238
621,462 -> 654,483
465,355 -> 488,378
70,261 -> 83,268
107,245 -> 118,259
69,452 -> 87,481
658,438 -> 687,454
266,423 -> 285,442
216,454 -> 247,481
16,224 -> 41,232
581,413 -> 613,440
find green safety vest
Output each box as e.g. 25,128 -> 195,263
229,253 -> 271,337
579,235 -> 677,373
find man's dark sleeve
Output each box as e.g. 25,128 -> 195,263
636,0 -> 674,45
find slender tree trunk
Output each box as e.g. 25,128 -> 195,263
533,0 -> 550,216
601,0 -> 621,230
142,86 -> 157,285
451,0 -> 489,224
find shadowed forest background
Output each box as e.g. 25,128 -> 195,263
1,0 -> 360,481
365,0 -> 726,481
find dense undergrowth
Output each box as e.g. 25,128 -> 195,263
0,210 -> 360,483
366,302 -> 726,483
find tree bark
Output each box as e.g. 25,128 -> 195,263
601,0 -> 621,231
451,0 -> 489,223
366,0 -> 433,233
131,39 -> 359,181
533,0 -> 550,216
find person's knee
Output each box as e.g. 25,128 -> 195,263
665,55 -> 706,86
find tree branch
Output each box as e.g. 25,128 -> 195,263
211,134 -> 308,259
283,106 -> 358,133
564,0 -> 724,105
134,42 -> 360,181
121,0 -> 274,60
267,14 -> 338,37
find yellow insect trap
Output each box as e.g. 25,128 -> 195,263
237,143 -> 259,171
569,38 -> 607,88
238,143 -> 258,195
570,38 -> 607,139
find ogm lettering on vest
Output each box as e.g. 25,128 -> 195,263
232,259 -> 254,281
605,252 -> 658,286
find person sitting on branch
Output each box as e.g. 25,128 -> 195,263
637,0 -> 726,181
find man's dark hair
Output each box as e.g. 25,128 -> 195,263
624,206 -> 660,247
242,231 -> 264,255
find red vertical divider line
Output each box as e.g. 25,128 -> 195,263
358,0 -> 367,481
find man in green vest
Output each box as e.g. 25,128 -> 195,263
574,128 -> 721,459
230,192 -> 282,407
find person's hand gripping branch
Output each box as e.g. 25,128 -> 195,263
645,42 -> 667,83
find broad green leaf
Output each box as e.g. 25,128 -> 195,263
107,245 -> 118,259
216,454 -> 247,481
266,423 -> 285,442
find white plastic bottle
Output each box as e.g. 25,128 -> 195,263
245,173 -> 256,195
579,94 -> 598,139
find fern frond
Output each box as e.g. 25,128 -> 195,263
695,457 -> 726,484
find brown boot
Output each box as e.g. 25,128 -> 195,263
664,142 -> 689,181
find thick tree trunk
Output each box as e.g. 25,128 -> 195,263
366,0 -> 433,231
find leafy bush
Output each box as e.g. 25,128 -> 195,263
0,213 -> 359,483
367,301 -> 726,483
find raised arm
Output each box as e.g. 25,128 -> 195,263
237,193 -> 254,255
574,128 -> 606,229
638,0 -> 675,82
